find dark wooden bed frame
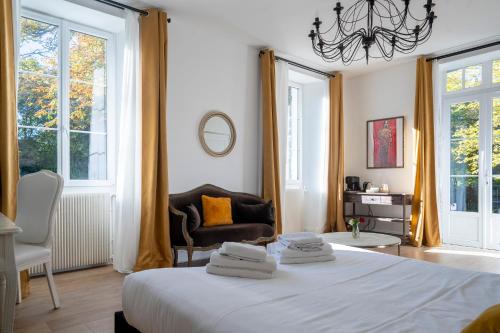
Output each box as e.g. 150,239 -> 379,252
115,311 -> 140,333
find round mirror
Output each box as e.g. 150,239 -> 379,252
198,112 -> 236,157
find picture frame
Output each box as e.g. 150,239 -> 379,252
366,116 -> 404,169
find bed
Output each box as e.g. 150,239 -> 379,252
120,244 -> 500,332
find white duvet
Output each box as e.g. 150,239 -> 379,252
123,245 -> 500,333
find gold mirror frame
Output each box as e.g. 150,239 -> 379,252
198,111 -> 236,157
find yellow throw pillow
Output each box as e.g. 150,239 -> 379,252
201,195 -> 233,227
462,304 -> 500,333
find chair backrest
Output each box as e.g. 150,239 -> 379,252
15,170 -> 63,247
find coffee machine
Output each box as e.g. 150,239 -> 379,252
345,176 -> 361,192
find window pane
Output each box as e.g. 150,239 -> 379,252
450,177 -> 478,212
464,65 -> 482,89
19,17 -> 58,76
17,72 -> 58,128
493,98 -> 500,175
18,127 -> 57,176
69,30 -> 108,181
446,69 -> 462,92
493,60 -> 500,84
451,139 -> 479,175
69,31 -> 106,85
70,132 -> 107,180
17,17 -> 59,177
493,136 -> 500,175
450,101 -> 479,138
493,177 -> 500,214
494,98 -> 500,135
450,101 -> 479,176
69,82 -> 106,131
287,86 -> 300,182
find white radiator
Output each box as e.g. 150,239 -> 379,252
30,192 -> 113,275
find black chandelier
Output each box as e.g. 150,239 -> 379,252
308,0 -> 437,65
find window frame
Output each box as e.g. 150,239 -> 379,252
286,81 -> 303,189
442,50 -> 500,98
19,9 -> 116,188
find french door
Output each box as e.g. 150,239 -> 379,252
442,94 -> 500,249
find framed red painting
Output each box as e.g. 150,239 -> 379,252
367,116 -> 404,169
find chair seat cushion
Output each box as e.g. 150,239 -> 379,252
15,242 -> 51,268
191,223 -> 274,247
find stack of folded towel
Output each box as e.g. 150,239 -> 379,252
206,242 -> 277,279
275,232 -> 336,264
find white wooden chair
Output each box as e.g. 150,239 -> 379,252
14,170 -> 63,309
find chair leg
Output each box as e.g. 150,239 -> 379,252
173,248 -> 178,267
187,246 -> 193,267
3,269 -> 17,333
43,262 -> 60,309
16,271 -> 22,304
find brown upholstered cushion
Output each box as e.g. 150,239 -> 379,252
236,201 -> 274,225
185,204 -> 201,232
190,223 -> 274,247
201,195 -> 233,227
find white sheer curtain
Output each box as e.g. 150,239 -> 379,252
114,10 -> 141,273
301,80 -> 329,233
275,60 -> 289,228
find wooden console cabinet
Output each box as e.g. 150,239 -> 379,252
343,191 -> 413,241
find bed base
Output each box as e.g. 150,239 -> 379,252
115,311 -> 141,333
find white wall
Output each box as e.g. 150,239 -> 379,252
344,60 -> 416,234
167,14 -> 260,195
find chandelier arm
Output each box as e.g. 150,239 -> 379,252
337,0 -> 365,36
385,1 -> 410,33
341,40 -> 361,65
373,0 -> 405,28
374,36 -> 394,60
373,0 -> 398,19
344,3 -> 369,33
379,27 -> 420,41
408,2 -> 433,22
321,27 -> 366,47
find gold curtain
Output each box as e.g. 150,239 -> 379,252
260,49 -> 282,235
410,57 -> 441,247
134,8 -> 173,270
324,74 -> 347,233
0,0 -> 30,298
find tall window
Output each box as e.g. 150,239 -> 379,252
17,11 -> 114,185
286,83 -> 302,186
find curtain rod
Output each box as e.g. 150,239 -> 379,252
427,40 -> 500,62
259,51 -> 334,78
94,0 -> 172,22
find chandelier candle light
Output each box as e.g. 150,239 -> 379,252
308,0 -> 437,65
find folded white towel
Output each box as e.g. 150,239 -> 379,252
210,251 -> 277,273
206,263 -> 273,279
279,254 -> 336,264
278,232 -> 323,246
278,239 -> 324,252
219,242 -> 267,262
279,243 -> 334,258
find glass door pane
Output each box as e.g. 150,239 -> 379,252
492,98 -> 500,213
450,100 -> 480,212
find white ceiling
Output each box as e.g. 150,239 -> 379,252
125,0 -> 500,76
